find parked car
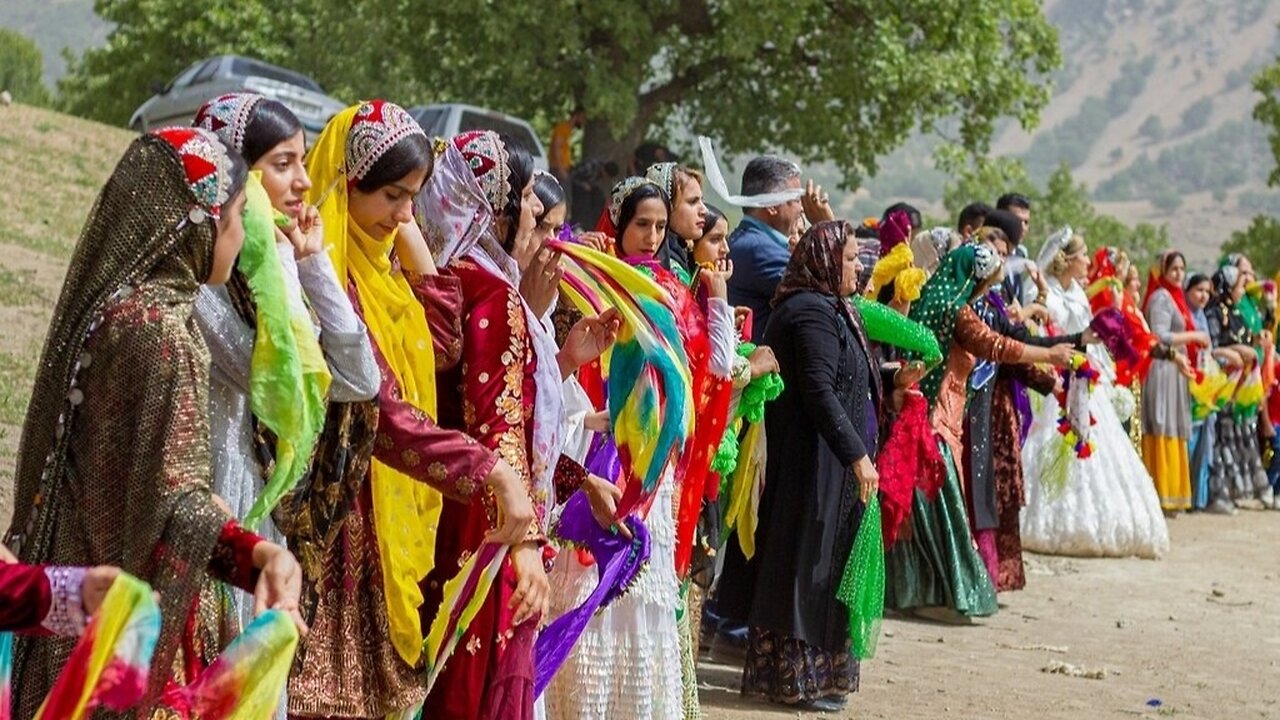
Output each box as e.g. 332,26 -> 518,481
129,56 -> 344,139
408,103 -> 548,171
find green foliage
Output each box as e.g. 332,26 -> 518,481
1021,55 -> 1153,183
55,0 -> 1062,183
1254,43 -> 1280,186
1180,97 -> 1214,134
1105,55 -> 1156,115
1095,120 -> 1270,201
0,28 -> 51,107
943,159 -> 1166,270
1222,215 -> 1280,277
1022,97 -> 1110,181
1138,114 -> 1165,142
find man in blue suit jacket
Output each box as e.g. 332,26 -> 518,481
726,156 -> 805,342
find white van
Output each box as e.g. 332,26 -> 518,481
408,103 -> 549,171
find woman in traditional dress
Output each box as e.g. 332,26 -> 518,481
726,220 -> 893,712
886,243 -> 1073,620
1020,235 -> 1170,559
1204,263 -> 1270,510
286,102 -> 534,720
191,92 -> 381,633
416,132 -> 620,720
6,127 -> 304,716
1184,273 -> 1242,514
1141,250 -> 1205,514
965,228 -> 1084,590
546,178 -> 736,720
645,162 -> 706,275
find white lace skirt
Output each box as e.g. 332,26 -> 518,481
544,475 -> 684,720
1021,378 -> 1170,559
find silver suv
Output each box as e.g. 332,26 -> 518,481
129,55 -> 345,139
408,104 -> 549,171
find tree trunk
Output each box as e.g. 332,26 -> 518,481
569,118 -> 646,227
582,118 -> 644,179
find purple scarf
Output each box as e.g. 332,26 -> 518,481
534,488 -> 650,696
987,290 -> 1034,442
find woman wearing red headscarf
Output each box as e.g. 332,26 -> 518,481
1141,251 -> 1209,513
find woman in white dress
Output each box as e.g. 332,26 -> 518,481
1020,233 -> 1170,558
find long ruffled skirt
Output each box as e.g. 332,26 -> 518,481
884,442 -> 997,617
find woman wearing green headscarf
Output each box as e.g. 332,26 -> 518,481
885,243 -> 1074,621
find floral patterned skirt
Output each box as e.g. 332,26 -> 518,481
740,627 -> 858,705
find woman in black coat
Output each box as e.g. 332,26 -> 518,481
720,220 -> 917,712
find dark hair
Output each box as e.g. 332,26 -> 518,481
533,172 -> 566,224
240,100 -> 303,166
1185,272 -> 1211,291
354,133 -> 434,194
498,134 -> 536,251
983,208 -> 1024,247
224,148 -> 249,204
881,202 -> 922,232
996,192 -> 1031,211
976,226 -> 1009,245
1161,251 -> 1186,274
617,183 -> 670,246
958,202 -> 991,231
699,203 -> 726,240
741,155 -> 801,196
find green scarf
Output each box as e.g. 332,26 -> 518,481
238,172 -> 332,529
908,245 -> 980,405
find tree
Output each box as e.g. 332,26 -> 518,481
0,29 -> 51,107
1138,114 -> 1164,143
1222,215 -> 1280,278
57,0 -> 1061,185
1254,37 -> 1280,186
1179,97 -> 1213,134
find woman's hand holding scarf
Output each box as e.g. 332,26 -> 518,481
852,456 -> 880,504
747,345 -> 779,379
251,543 -> 307,636
483,459 -> 538,546
582,474 -> 631,539
557,307 -> 622,378
695,258 -> 733,300
509,543 -> 550,626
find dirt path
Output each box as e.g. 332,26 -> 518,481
698,511 -> 1280,719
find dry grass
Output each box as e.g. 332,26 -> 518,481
0,102 -> 133,527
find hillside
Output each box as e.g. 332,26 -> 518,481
0,0 -> 109,86
851,0 -> 1280,264
0,102 -> 133,526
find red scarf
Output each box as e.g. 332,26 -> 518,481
1142,253 -> 1199,366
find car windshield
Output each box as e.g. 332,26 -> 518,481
231,58 -> 323,92
410,107 -> 445,134
458,110 -> 542,157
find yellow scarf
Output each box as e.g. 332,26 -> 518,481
306,105 -> 440,665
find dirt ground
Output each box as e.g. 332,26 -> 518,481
696,511 -> 1280,720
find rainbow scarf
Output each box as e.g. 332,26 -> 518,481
417,236 -> 694,691
551,238 -> 693,517
421,542 -> 507,694
11,573 -> 160,720
161,609 -> 299,720
237,171 -> 332,530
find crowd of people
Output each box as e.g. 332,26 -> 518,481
1,92 -> 1277,720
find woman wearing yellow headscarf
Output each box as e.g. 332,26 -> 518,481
285,101 -> 532,720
